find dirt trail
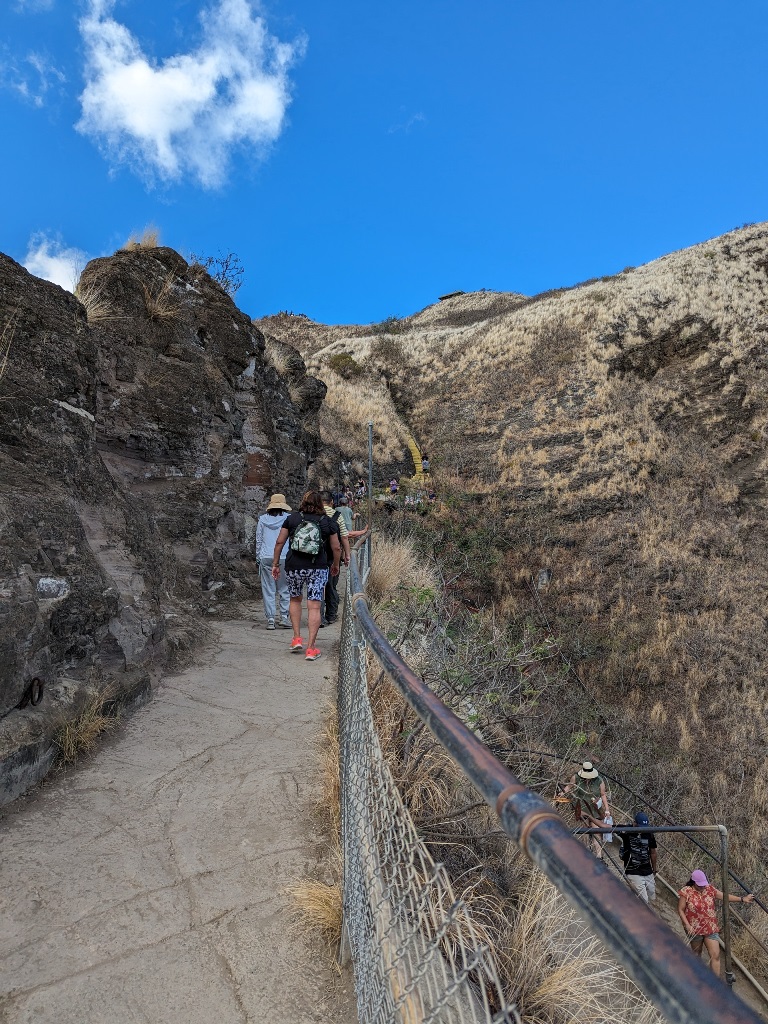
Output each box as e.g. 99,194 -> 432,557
0,606 -> 355,1024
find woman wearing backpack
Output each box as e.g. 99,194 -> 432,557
271,490 -> 341,661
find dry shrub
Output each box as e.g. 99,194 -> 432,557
365,534 -> 436,604
318,700 -> 341,838
54,689 -> 118,764
286,877 -> 343,955
142,274 -> 182,323
74,278 -> 119,324
286,702 -> 344,960
264,338 -> 299,378
287,377 -> 312,408
475,866 -> 663,1024
122,226 -> 160,250
1,311 -> 15,385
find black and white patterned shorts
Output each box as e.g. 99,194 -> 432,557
285,567 -> 329,602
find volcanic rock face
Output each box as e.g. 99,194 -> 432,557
0,246 -> 322,800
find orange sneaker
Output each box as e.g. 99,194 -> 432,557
305,648 -> 321,661
290,637 -> 304,653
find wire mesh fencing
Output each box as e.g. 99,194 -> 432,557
338,566 -> 518,1024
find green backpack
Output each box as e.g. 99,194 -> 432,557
290,514 -> 322,557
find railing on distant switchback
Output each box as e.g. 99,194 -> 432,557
337,540 -> 764,1024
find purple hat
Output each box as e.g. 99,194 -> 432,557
691,870 -> 709,886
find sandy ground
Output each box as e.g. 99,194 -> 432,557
0,606 -> 357,1024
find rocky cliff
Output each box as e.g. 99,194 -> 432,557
0,245 -> 323,801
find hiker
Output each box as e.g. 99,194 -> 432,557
677,870 -> 756,975
335,495 -> 354,533
421,455 -> 430,474
562,761 -> 611,859
389,478 -> 399,495
321,489 -> 350,626
620,812 -> 657,903
271,491 -> 341,661
254,493 -> 292,629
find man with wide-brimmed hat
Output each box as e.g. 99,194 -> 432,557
254,493 -> 292,628
562,760 -> 611,859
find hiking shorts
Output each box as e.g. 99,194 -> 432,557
285,568 -> 328,603
690,933 -> 719,950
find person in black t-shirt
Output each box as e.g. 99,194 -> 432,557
621,812 -> 657,903
271,490 -> 340,662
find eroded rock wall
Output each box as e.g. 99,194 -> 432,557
0,247 -> 323,800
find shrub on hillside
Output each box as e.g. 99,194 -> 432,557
370,334 -> 405,367
327,351 -> 363,379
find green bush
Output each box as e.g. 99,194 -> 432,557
327,352 -> 363,378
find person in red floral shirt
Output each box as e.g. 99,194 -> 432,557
677,869 -> 756,975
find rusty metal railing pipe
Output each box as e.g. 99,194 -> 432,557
348,553 -> 763,1024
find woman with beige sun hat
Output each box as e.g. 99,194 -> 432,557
254,493 -> 292,628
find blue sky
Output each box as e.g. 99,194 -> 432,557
1,0 -> 767,324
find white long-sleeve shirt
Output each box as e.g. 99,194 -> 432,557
255,511 -> 290,561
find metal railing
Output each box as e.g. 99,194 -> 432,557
338,543 -> 764,1024
498,745 -> 768,990
338,542 -> 518,1023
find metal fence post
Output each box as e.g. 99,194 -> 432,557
367,420 -> 373,569
721,826 -> 735,987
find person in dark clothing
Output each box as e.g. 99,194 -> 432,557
621,812 -> 658,903
320,490 -> 346,626
271,490 -> 340,661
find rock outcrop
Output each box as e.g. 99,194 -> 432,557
0,246 -> 323,801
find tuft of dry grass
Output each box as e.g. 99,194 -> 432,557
74,277 -> 119,324
122,226 -> 160,250
365,534 -> 437,604
142,274 -> 182,323
286,877 -> 343,955
285,702 -> 344,962
54,689 -> 118,764
0,310 -> 16,386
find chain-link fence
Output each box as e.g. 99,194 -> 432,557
338,559 -> 518,1024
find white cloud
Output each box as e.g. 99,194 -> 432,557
23,235 -> 90,292
1,49 -> 66,107
76,0 -> 305,188
389,112 -> 426,134
14,0 -> 56,11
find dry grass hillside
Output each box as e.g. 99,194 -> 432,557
261,224 -> 768,886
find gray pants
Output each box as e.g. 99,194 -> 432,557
627,873 -> 656,903
259,558 -> 289,622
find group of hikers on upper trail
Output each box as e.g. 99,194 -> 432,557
253,488 -> 369,662
561,760 -> 756,976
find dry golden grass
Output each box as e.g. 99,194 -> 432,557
54,689 -> 118,764
365,534 -> 437,604
74,277 -> 120,324
142,274 -> 182,323
264,337 -> 296,377
286,877 -> 343,956
0,311 -> 16,386
286,702 -> 344,961
266,224 -> 768,910
314,365 -> 409,464
122,226 -> 160,250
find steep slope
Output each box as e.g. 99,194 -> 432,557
274,223 -> 768,881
